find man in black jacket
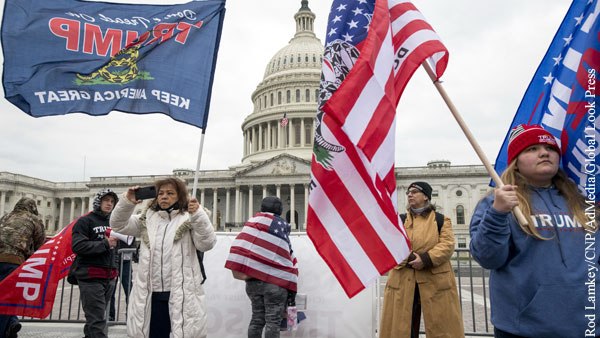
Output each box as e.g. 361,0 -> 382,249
71,189 -> 118,338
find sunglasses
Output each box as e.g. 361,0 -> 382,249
406,189 -> 422,196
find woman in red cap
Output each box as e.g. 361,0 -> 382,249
470,124 -> 599,338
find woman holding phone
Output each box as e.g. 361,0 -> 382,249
110,177 -> 216,338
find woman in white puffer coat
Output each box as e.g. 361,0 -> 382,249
110,177 -> 216,338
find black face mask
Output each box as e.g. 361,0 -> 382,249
159,201 -> 180,213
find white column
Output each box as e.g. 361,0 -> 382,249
277,123 -> 282,149
59,199 -> 64,229
262,185 -> 267,199
258,124 -> 263,150
225,188 -> 231,224
235,186 -> 240,223
243,131 -> 247,157
304,184 -> 309,229
200,189 -> 205,206
397,185 -> 402,211
247,131 -> 251,155
69,199 -> 75,223
80,197 -> 85,216
301,118 -> 306,146
252,127 -> 257,152
89,196 -> 94,212
288,119 -> 293,147
267,122 -> 272,150
0,191 -> 5,215
290,184 -> 296,228
276,184 -> 281,199
248,185 -> 254,217
212,189 -> 218,226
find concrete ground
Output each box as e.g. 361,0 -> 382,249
16,322 -> 487,338
17,322 -> 127,338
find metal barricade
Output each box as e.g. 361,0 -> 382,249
21,246 -> 494,337
20,248 -> 135,324
374,248 -> 493,337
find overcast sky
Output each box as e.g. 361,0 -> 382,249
0,0 -> 572,182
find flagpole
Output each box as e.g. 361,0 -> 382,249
191,129 -> 206,200
421,61 -> 529,227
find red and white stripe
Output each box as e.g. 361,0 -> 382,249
308,0 -> 448,298
225,213 -> 298,291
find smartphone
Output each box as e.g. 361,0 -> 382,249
134,186 -> 156,200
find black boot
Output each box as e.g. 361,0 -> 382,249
5,322 -> 21,338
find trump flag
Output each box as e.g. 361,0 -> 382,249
0,218 -> 78,318
1,0 -> 225,129
494,0 -> 599,204
307,0 -> 448,298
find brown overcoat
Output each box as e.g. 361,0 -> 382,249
379,211 -> 464,338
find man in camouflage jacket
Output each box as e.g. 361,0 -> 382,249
0,197 -> 46,338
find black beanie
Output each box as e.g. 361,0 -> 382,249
260,196 -> 283,215
408,181 -> 432,201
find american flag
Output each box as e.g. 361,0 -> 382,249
494,0 -> 599,205
307,0 -> 448,298
225,212 -> 298,291
280,112 -> 289,127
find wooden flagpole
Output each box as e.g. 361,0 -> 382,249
191,129 -> 206,199
421,61 -> 529,227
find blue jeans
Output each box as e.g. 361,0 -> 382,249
0,263 -> 19,337
245,279 -> 287,338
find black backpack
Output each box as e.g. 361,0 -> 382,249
400,212 -> 445,234
196,251 -> 207,284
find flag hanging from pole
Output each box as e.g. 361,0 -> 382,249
281,112 -> 289,127
1,0 -> 226,129
307,0 -> 448,298
493,0 -> 599,205
0,217 -> 79,318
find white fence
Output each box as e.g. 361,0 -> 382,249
204,233 -> 378,338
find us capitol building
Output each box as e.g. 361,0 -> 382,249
0,1 -> 491,248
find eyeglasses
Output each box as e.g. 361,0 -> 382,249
406,189 -> 421,196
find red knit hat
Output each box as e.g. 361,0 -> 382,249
507,124 -> 561,164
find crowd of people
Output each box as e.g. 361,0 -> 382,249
0,124 -> 598,338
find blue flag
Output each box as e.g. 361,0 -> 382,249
494,0 -> 600,204
1,0 -> 226,129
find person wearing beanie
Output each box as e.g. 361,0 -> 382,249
225,196 -> 297,338
380,181 -> 464,338
71,189 -> 119,338
110,177 -> 216,338
470,124 -> 599,337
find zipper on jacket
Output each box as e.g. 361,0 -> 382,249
160,213 -> 171,291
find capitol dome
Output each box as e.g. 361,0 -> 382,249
241,0 -> 322,164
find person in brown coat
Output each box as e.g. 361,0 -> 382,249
379,182 -> 464,338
